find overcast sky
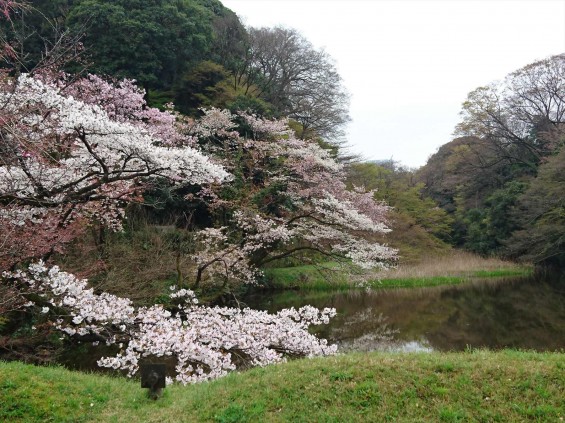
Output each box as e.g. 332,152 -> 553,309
221,0 -> 565,168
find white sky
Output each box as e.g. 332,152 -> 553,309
221,0 -> 565,168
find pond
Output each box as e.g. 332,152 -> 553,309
242,273 -> 565,353
56,272 -> 564,373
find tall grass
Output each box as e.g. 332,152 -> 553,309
373,250 -> 529,280
265,251 -> 532,291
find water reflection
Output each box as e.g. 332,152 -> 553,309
391,340 -> 434,353
243,274 -> 565,352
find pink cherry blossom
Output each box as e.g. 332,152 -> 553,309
0,73 -> 229,269
4,262 -> 337,384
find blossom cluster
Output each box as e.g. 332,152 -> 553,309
189,110 -> 397,286
237,112 -> 292,138
1,69 -> 394,380
192,108 -> 238,138
0,0 -> 16,20
0,73 -> 229,268
55,73 -> 195,147
3,262 -> 337,384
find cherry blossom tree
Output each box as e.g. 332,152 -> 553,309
0,3 -> 383,383
0,72 -> 228,270
0,74 -> 341,381
4,261 -> 337,384
183,109 -> 397,289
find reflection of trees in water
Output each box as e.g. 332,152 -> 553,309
330,310 -> 398,352
425,276 -> 565,351
356,276 -> 564,352
246,275 -> 565,352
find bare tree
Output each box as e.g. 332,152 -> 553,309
236,26 -> 350,141
1,0 -> 86,76
209,10 -> 248,76
455,54 -> 565,171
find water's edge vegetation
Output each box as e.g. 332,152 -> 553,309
2,350 -> 563,422
264,253 -> 533,291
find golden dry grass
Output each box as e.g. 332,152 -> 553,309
375,250 -> 527,280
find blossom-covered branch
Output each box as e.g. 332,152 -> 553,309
187,110 -> 397,288
0,73 -> 228,269
4,262 -> 337,384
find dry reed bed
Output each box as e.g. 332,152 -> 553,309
374,250 -> 527,280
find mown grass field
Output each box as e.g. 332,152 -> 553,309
1,350 -> 563,422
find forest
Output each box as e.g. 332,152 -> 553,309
0,0 -> 564,415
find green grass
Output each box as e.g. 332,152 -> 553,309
1,350 -> 564,422
263,262 -> 353,290
264,262 -> 533,291
370,268 -> 533,289
369,276 -> 468,289
471,269 -> 533,278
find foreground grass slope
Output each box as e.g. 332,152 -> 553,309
1,351 -> 563,422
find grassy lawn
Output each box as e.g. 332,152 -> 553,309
1,350 -> 564,422
264,252 -> 532,291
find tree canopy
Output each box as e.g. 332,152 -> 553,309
506,148 -> 565,267
233,26 -> 351,141
419,54 -> 565,263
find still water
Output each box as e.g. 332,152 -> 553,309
243,273 -> 565,353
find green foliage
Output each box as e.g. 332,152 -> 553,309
347,161 -> 452,260
227,95 -> 273,117
146,89 -> 175,110
419,136 -> 538,256
0,0 -> 77,72
174,60 -> 235,116
66,0 -> 213,89
2,0 -> 270,124
506,147 -> 565,266
462,181 -> 527,255
348,162 -> 393,196
348,162 -> 453,239
252,181 -> 293,216
419,56 -> 565,260
462,208 -> 495,255
485,181 -> 526,240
